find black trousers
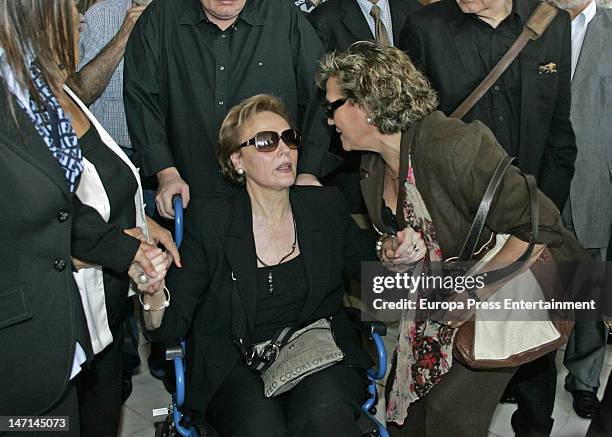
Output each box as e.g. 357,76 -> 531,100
77,326 -> 124,437
206,363 -> 366,437
586,371 -> 612,437
510,350 -> 558,436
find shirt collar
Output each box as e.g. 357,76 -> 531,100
577,0 -> 597,26
512,0 -> 530,25
239,0 -> 265,26
180,0 -> 264,27
356,0 -> 390,12
461,0 -> 524,28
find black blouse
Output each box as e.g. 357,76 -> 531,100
253,255 -> 308,343
79,127 -> 138,327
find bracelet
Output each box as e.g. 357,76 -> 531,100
375,233 -> 395,261
139,286 -> 171,311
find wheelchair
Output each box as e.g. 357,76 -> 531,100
157,196 -> 390,437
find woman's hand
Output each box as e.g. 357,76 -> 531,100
124,226 -> 148,242
129,246 -> 169,294
381,228 -> 426,271
145,216 -> 181,268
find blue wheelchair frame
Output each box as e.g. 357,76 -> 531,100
168,196 -> 389,437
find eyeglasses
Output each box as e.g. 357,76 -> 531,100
323,98 -> 347,119
239,129 -> 301,152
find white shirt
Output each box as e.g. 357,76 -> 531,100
356,0 -> 394,46
571,0 -> 597,80
65,85 -> 149,355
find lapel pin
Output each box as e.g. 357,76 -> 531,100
538,62 -> 557,74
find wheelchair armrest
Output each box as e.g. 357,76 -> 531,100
165,340 -> 184,361
345,307 -> 387,337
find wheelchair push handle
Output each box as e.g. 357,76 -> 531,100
173,195 -> 184,248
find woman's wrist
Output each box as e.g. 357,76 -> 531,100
140,285 -> 170,311
375,233 -> 395,261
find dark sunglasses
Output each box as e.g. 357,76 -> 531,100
323,98 -> 347,119
240,129 -> 301,152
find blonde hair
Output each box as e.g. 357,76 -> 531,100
217,94 -> 292,186
316,41 -> 438,134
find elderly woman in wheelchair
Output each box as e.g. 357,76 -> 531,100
138,94 -> 423,437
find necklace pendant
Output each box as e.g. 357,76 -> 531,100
268,270 -> 273,295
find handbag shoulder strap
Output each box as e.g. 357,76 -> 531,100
450,1 -> 559,119
457,160 -> 540,282
230,243 -> 297,370
458,156 -> 515,262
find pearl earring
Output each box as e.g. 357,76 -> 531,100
367,117 -> 373,124
237,168 -> 245,175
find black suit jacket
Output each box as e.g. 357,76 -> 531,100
399,0 -> 576,210
148,186 -> 376,415
308,0 -> 421,51
0,87 -> 138,416
308,0 -> 422,212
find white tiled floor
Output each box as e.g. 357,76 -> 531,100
119,339 -> 612,437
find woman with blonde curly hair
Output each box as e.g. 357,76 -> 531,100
317,41 -> 585,436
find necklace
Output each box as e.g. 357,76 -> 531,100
256,218 -> 298,295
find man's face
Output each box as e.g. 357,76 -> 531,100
455,0 -> 505,15
201,0 -> 246,22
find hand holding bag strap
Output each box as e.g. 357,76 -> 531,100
449,2 -> 559,119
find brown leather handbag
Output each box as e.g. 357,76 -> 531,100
450,157 -> 573,369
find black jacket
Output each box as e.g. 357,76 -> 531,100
148,186 -> 376,414
308,0 -> 421,212
0,87 -> 138,416
399,0 -> 576,210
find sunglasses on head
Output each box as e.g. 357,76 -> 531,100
240,129 -> 301,152
323,98 -> 347,119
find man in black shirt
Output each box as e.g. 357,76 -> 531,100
124,0 -> 339,218
400,0 -> 576,211
469,6 -> 522,158
399,0 -> 576,436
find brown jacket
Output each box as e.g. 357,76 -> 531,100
360,111 -> 586,262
